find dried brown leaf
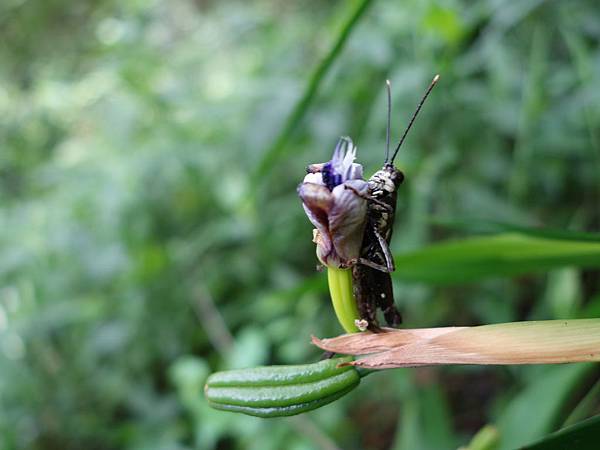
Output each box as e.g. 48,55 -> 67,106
312,320 -> 600,369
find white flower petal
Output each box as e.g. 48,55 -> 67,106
303,172 -> 324,185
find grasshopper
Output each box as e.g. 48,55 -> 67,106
352,75 -> 439,331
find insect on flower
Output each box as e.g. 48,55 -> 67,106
299,75 -> 439,333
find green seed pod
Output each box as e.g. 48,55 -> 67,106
205,357 -> 360,418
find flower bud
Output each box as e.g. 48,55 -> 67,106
298,137 -> 368,268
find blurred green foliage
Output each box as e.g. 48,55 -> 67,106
1,0 -> 600,449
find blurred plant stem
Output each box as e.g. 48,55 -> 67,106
561,25 -> 600,214
250,0 -> 374,193
192,285 -> 235,356
508,24 -> 548,200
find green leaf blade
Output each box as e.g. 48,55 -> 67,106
394,233 -> 600,285
521,414 -> 600,450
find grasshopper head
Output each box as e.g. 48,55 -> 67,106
369,163 -> 404,194
383,163 -> 404,188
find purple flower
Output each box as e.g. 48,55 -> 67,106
298,137 -> 369,268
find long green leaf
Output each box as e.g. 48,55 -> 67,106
394,233 -> 600,285
521,414 -> 600,450
432,219 -> 600,242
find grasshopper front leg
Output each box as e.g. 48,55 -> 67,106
346,228 -> 394,273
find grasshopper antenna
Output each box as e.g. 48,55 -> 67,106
389,74 -> 440,164
384,80 -> 392,164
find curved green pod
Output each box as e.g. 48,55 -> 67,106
207,383 -> 357,418
206,356 -> 355,387
204,357 -> 360,417
206,369 -> 359,407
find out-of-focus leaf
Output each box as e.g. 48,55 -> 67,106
521,414 -> 600,450
459,425 -> 499,450
563,378 -> 600,427
544,268 -> 581,319
392,382 -> 456,450
394,233 -> 600,285
225,327 -> 269,370
432,219 -> 600,242
495,364 -> 594,450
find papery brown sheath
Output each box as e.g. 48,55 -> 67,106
353,75 -> 439,331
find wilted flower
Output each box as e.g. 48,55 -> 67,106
298,137 -> 369,268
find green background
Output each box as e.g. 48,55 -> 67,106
1,0 -> 599,449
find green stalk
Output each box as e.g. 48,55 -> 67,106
327,266 -> 360,333
250,0 -> 374,191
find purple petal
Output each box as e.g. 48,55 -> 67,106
298,181 -> 333,235
327,179 -> 369,265
345,162 -> 363,181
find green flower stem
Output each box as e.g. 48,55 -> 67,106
327,266 -> 360,333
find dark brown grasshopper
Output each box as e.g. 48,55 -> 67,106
352,75 -> 439,331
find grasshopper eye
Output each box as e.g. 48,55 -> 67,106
395,170 -> 405,185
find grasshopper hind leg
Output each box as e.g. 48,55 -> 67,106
370,269 -> 402,329
352,265 -> 401,332
363,229 -> 402,329
381,302 -> 402,327
352,265 -> 382,332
